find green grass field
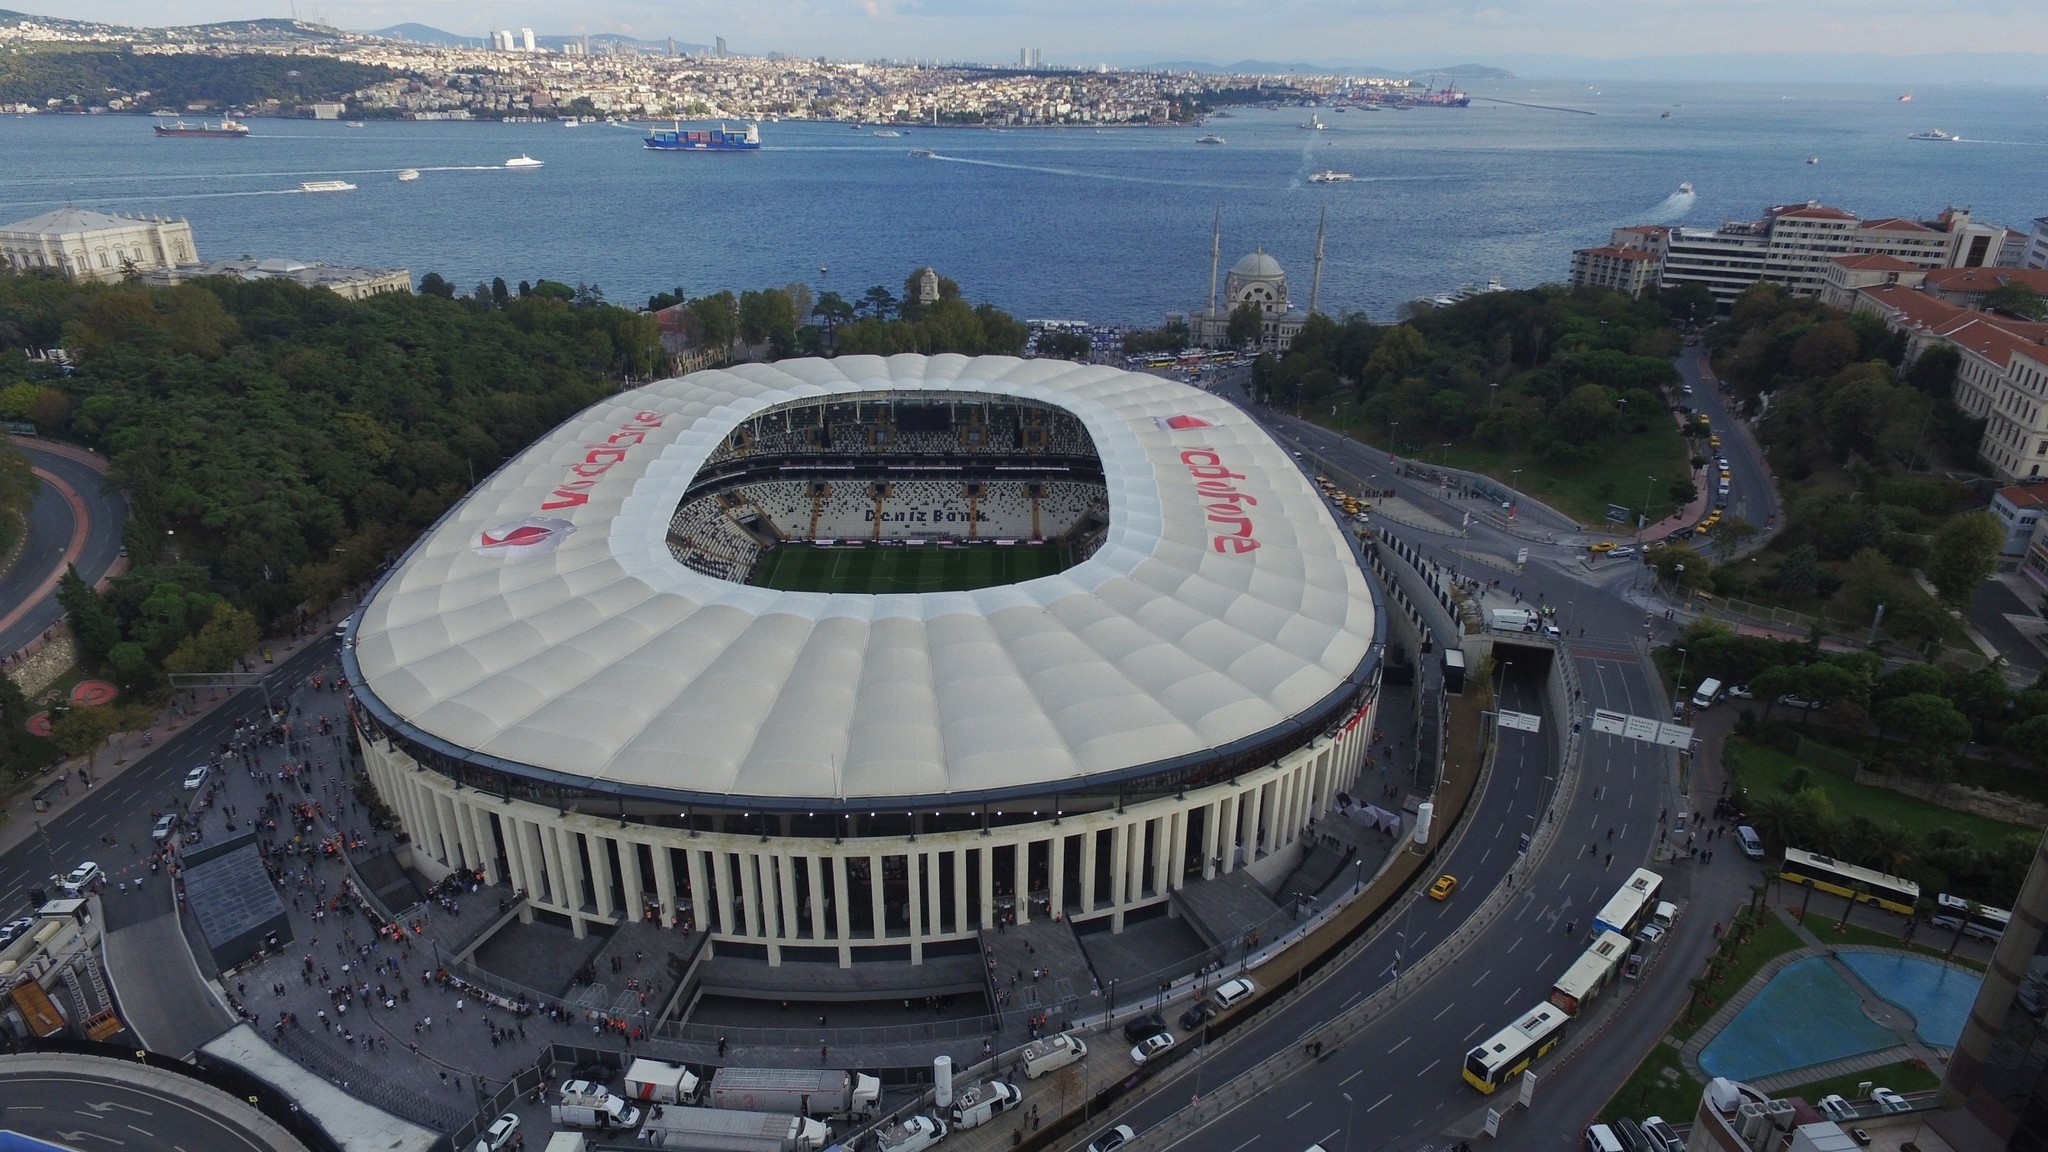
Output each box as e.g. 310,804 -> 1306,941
752,542 -> 1073,593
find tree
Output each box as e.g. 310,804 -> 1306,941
1036,331 -> 1092,361
416,272 -> 456,299
164,602 -> 259,675
1946,897 -> 1981,958
812,291 -> 854,338
1927,511 -> 2005,607
1984,283 -> 2047,321
1838,881 -> 1869,933
49,704 -> 121,767
1360,323 -> 1426,395
1713,515 -> 1758,557
687,291 -> 739,353
858,285 -> 898,320
1226,301 -> 1265,350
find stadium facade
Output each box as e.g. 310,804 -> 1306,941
343,355 -> 1384,964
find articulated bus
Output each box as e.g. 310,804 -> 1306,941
1463,1002 -> 1570,1093
1779,848 -> 1919,916
1591,868 -> 1664,939
1549,931 -> 1633,1016
1932,893 -> 2010,943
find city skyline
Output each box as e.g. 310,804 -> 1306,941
26,0 -> 2048,76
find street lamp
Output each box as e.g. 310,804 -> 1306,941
1388,420 -> 1399,463
1674,646 -> 1690,705
1343,1091 -> 1356,1152
1636,475 -> 1658,551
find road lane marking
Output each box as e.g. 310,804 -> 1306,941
1505,935 -> 1521,953
1471,968 -> 1491,987
1368,1093 -> 1392,1111
1230,1136 -> 1262,1152
1288,1102 -> 1314,1120
1340,1069 -> 1363,1087
1434,1001 -> 1457,1020
1465,1022 -> 1486,1040
1416,1058 -> 1440,1078
1388,1036 -> 1410,1053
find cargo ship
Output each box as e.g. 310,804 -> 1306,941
644,119 -> 761,151
153,117 -> 250,138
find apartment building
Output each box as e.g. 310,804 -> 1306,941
1567,244 -> 1660,298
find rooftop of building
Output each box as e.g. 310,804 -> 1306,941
1860,284 -> 2048,370
1993,485 -> 2048,511
1576,246 -> 1658,261
144,256 -> 408,289
1768,202 -> 1858,221
1831,254 -> 1924,271
1924,266 -> 2048,295
0,206 -> 187,236
1858,216 -> 1937,233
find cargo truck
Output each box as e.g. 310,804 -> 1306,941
633,1105 -> 831,1152
706,1068 -> 880,1119
626,1058 -> 703,1105
1488,608 -> 1539,633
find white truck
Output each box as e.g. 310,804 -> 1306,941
1021,1033 -> 1086,1079
875,1115 -> 947,1152
1691,677 -> 1723,710
1488,607 -> 1539,633
634,1106 -> 831,1152
949,1081 -> 1022,1130
550,1083 -> 642,1133
627,1058 -> 704,1105
706,1068 -> 880,1120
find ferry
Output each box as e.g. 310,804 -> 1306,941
1308,170 -> 1354,183
644,119 -> 761,151
397,169 -> 420,182
504,154 -> 544,168
299,180 -> 356,193
153,117 -> 249,138
872,128 -> 901,138
346,121 -> 365,128
908,149 -> 936,158
1677,181 -> 1694,195
1907,129 -> 1959,142
1196,133 -> 1225,144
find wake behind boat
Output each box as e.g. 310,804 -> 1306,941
1308,170 -> 1354,183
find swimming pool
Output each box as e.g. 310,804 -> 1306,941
1698,957 -> 1898,1080
1839,951 -> 1980,1048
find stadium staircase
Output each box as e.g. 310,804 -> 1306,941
1273,836 -> 1354,911
354,848 -> 423,915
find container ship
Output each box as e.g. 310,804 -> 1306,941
153,117 -> 250,138
644,119 -> 761,151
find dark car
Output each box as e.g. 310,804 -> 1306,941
1179,1002 -> 1217,1030
1121,1013 -> 1168,1044
569,1060 -> 618,1085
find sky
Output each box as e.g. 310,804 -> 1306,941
45,0 -> 2048,72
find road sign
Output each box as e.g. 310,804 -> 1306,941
1485,1108 -> 1502,1136
1497,709 -> 1542,733
1591,709 -> 1628,735
1654,721 -> 1694,748
1623,714 -> 1661,743
1520,1070 -> 1539,1107
1606,503 -> 1630,523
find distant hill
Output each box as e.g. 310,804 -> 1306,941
364,24 -> 701,54
0,8 -> 347,44
368,22 -> 475,46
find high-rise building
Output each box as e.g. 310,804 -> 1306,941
2026,217 -> 2048,270
519,27 -> 536,52
1019,48 -> 1028,67
491,29 -> 513,51
715,36 -> 727,56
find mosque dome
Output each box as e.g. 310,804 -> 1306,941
1231,249 -> 1285,279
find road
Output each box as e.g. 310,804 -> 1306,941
0,642 -> 331,918
0,1059 -> 302,1152
1675,346 -> 1779,546
1067,369 -> 1769,1152
0,439 -> 127,658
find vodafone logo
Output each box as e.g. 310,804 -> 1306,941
473,516 -> 576,557
1156,413 -> 1214,431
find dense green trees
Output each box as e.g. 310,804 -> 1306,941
0,51 -> 399,110
0,438 -> 32,554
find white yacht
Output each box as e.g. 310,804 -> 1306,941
1308,170 -> 1354,183
504,155 -> 545,168
397,169 -> 420,182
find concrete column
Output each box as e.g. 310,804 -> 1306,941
868,854 -> 887,940
510,818 -> 541,923
713,850 -> 736,936
1109,823 -> 1129,913
1168,810 -> 1189,891
1151,816 -> 1170,899
1048,834 -> 1065,919
1013,836 -> 1031,926
978,845 -> 995,930
620,838 -> 645,922
447,798 -> 478,873
1215,795 -> 1236,875
585,833 -> 616,919
778,853 -> 800,940
833,855 -> 853,964
561,828 -> 591,911
951,850 -> 967,936
1080,827 -> 1099,912
473,803 -> 502,884
1242,782 -> 1265,861
497,812 -> 527,894
907,851 -> 926,963
539,822 -> 567,907
738,852 -> 763,938
653,843 -> 678,928
926,851 -> 944,940
804,856 -> 824,940
685,847 -> 708,933
1127,818 -> 1145,901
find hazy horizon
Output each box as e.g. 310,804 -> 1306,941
27,1 -> 2048,80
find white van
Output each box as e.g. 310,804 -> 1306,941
1652,901 -> 1678,930
1691,677 -> 1723,709
1736,826 -> 1764,859
1584,1123 -> 1624,1152
1213,977 -> 1258,1009
1021,1033 -> 1086,1079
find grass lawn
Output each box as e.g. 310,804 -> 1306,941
1601,1042 -> 1697,1125
752,541 -> 1071,593
1774,1058 -> 1940,1104
1727,738 -> 2036,846
1674,911 -> 1806,1043
1306,397 -> 1692,527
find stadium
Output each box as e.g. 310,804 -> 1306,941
343,354 -> 1384,966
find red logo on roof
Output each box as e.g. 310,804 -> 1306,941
474,516 -> 576,557
1159,414 -> 1214,430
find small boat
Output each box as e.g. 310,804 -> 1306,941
1907,129 -> 1960,141
346,120 -> 365,128
300,180 -> 356,192
1301,112 -> 1325,130
1677,182 -> 1694,195
908,149 -> 935,158
397,168 -> 419,181
1308,170 -> 1354,183
504,154 -> 544,168
563,119 -> 579,128
1196,133 -> 1224,144
1899,90 -> 1914,102
1660,110 -> 1672,119
1806,156 -> 1819,165
872,129 -> 901,137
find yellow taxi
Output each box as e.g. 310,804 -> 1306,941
1428,874 -> 1458,900
1709,435 -> 1723,449
1589,541 -> 1617,554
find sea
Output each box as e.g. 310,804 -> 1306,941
1,79 -> 2044,324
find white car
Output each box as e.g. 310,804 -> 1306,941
1213,977 -> 1258,1008
1816,1094 -> 1856,1122
151,813 -> 181,842
1726,684 -> 1752,699
1130,1031 -> 1176,1064
1870,1087 -> 1911,1114
60,862 -> 101,894
474,1112 -> 520,1152
183,765 -> 210,790
1636,923 -> 1667,947
1087,1125 -> 1136,1152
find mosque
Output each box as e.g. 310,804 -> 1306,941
1180,211 -> 1326,353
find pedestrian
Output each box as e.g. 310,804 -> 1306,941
718,1036 -> 728,1058
820,1045 -> 829,1064
1564,919 -> 1575,935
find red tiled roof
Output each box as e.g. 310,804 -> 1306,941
1924,267 -> 2048,294
1769,203 -> 1857,220
1858,217 -> 1935,233
1831,254 -> 1921,271
1995,485 -> 2048,512
1578,246 -> 1656,261
1856,285 -> 2048,371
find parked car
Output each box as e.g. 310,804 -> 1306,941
1636,924 -> 1667,947
0,917 -> 34,945
1870,1087 -> 1911,1114
1179,1001 -> 1217,1030
1642,1116 -> 1684,1152
1726,684 -> 1752,699
474,1112 -> 520,1152
60,862 -> 101,895
151,813 -> 181,842
1623,953 -> 1646,981
1087,1125 -> 1136,1152
1777,694 -> 1823,710
1817,1095 -> 1857,1122
1130,1031 -> 1176,1064
183,765 -> 210,790
1589,542 -> 1617,554
567,1061 -> 618,1086
1428,874 -> 1458,900
1212,977 -> 1258,1008
1122,1013 -> 1168,1043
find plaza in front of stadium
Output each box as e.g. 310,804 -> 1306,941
340,353 -> 1395,1035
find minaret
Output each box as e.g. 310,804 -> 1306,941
1309,207 -> 1326,317
1207,207 -> 1221,319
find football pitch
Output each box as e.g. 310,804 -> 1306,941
752,542 -> 1073,593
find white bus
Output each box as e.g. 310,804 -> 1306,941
1932,893 -> 2010,943
1462,1002 -> 1570,1093
1591,869 -> 1663,939
1549,931 -> 1633,1016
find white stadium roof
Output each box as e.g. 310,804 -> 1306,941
348,355 -> 1379,806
